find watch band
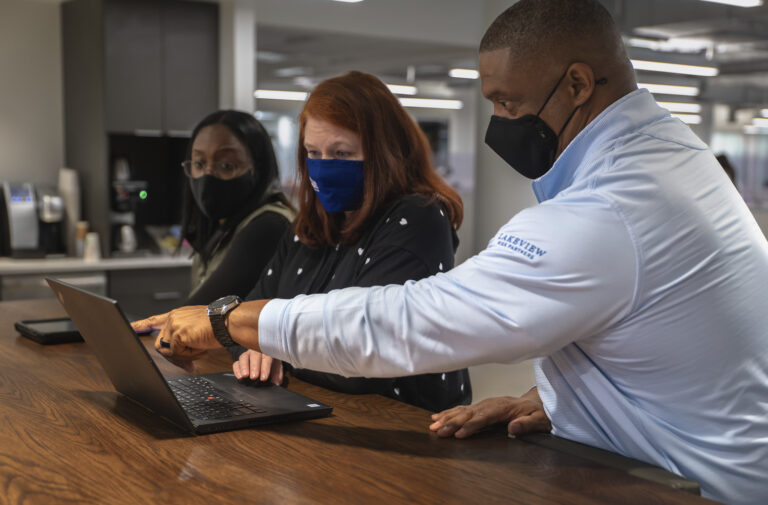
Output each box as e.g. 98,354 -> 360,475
209,312 -> 236,347
208,295 -> 241,347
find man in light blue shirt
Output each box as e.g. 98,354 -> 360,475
136,1 -> 768,503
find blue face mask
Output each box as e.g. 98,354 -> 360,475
306,157 -> 365,213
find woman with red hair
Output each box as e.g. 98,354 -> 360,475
229,71 -> 470,411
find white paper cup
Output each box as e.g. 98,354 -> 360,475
83,232 -> 101,262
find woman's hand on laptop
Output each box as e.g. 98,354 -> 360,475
233,349 -> 284,385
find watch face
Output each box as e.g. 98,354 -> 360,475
209,295 -> 241,316
212,295 -> 237,309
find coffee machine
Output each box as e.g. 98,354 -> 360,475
0,182 -> 65,257
37,187 -> 65,255
108,135 -> 187,256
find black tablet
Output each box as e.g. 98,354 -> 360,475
14,317 -> 83,345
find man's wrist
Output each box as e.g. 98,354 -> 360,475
522,386 -> 542,404
226,299 -> 269,351
207,295 -> 241,347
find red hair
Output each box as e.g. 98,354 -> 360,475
294,71 -> 463,247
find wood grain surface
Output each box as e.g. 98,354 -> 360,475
0,298 -> 717,505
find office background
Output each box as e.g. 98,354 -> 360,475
2,0 -> 768,400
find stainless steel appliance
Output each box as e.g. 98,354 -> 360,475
1,182 -> 40,257
37,187 -> 65,255
1,182 -> 66,257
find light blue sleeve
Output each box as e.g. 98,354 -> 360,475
258,201 -> 639,378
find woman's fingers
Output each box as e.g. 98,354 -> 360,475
260,354 -> 273,382
269,358 -> 283,385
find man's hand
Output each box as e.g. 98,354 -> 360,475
131,300 -> 270,371
233,349 -> 284,385
429,387 -> 551,439
131,305 -> 219,371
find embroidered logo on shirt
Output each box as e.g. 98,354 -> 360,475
494,232 -> 547,260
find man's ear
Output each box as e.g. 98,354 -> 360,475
566,62 -> 596,107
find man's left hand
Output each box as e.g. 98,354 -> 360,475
429,391 -> 551,439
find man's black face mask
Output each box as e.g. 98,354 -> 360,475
484,69 -> 607,180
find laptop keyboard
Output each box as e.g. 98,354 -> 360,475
168,376 -> 267,421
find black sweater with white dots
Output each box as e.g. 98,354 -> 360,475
232,194 -> 472,412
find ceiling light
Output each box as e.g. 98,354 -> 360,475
656,101 -> 702,113
699,0 -> 763,7
293,76 -> 315,89
449,68 -> 479,79
386,84 -> 417,95
671,113 -> 702,124
638,83 -> 700,96
744,125 -> 766,135
627,37 -> 712,54
399,98 -> 463,110
254,111 -> 277,121
761,109 -> 768,117
753,118 -> 768,127
254,89 -> 308,101
631,59 -> 719,77
256,51 -> 285,63
275,67 -> 312,78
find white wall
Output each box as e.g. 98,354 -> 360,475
0,0 -> 64,187
218,0 -> 257,112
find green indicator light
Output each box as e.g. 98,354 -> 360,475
139,190 -> 148,200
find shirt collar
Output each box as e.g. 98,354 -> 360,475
532,88 -> 668,202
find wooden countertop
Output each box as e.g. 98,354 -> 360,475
0,298 -> 717,505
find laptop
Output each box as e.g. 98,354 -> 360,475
47,278 -> 332,435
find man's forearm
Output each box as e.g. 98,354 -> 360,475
227,300 -> 269,351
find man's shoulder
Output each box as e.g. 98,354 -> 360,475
490,198 -> 635,265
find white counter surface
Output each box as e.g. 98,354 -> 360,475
0,256 -> 192,276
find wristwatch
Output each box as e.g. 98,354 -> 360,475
207,295 -> 242,347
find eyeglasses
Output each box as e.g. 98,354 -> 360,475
181,160 -> 251,179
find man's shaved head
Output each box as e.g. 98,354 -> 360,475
478,0 -> 638,160
480,0 -> 629,74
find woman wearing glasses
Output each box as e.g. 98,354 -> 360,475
227,72 -> 471,412
181,110 -> 294,306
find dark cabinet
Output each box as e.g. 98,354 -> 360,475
163,2 -> 219,132
103,0 -> 163,133
103,0 -> 219,133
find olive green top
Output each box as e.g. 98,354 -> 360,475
189,200 -> 295,296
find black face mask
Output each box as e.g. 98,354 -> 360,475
188,172 -> 257,220
484,69 -> 606,179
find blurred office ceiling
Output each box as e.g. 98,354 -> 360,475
256,25 -> 478,95
255,0 -> 768,112
610,0 -> 768,109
